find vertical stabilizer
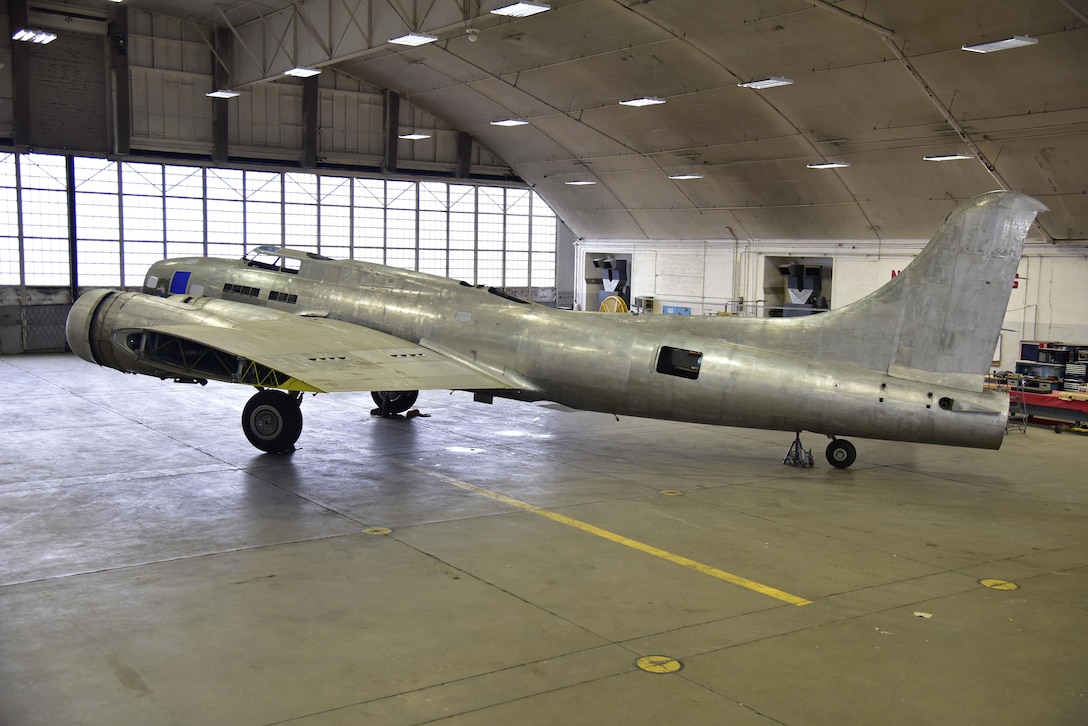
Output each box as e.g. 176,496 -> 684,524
810,191 -> 1046,386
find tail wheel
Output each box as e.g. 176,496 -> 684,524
242,390 -> 303,454
371,390 -> 419,415
826,439 -> 857,469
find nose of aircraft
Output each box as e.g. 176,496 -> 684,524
65,289 -> 115,364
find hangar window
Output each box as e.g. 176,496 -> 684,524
656,346 -> 703,380
0,153 -> 558,292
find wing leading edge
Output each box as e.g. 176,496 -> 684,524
65,288 -> 513,394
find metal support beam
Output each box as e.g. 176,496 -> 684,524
302,75 -> 320,168
807,0 -> 1056,244
9,0 -> 31,146
212,27 -> 232,163
109,6 -> 130,155
66,155 -> 78,299
880,39 -> 1011,190
455,131 -> 472,178
383,89 -> 400,173
220,0 -> 468,87
1059,0 -> 1088,25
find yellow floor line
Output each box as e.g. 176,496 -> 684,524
401,464 -> 812,607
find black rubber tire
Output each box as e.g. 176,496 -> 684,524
371,390 -> 419,415
242,390 -> 303,454
826,439 -> 857,469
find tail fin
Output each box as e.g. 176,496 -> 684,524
811,191 -> 1046,386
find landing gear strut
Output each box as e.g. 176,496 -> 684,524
783,432 -> 814,467
242,389 -> 303,454
825,438 -> 857,469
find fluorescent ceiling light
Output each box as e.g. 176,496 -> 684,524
565,180 -> 596,186
924,153 -> 973,162
13,28 -> 57,44
491,119 -> 529,127
390,32 -> 439,46
399,132 -> 431,140
619,96 -> 666,107
962,35 -> 1037,53
285,67 -> 321,78
669,174 -> 703,180
738,77 -> 793,89
491,2 -> 551,17
206,89 -> 241,99
807,161 -> 850,169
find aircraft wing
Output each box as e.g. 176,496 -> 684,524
145,316 -> 513,394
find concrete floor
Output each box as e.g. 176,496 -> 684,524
2,353 -> 1087,726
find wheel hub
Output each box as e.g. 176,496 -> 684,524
252,407 -> 282,438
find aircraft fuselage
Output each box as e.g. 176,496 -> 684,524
135,251 -> 1006,450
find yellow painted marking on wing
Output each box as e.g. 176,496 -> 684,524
403,464 -> 811,607
636,655 -> 683,674
979,578 -> 1019,591
281,379 -> 322,393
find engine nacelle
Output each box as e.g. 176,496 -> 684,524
66,288 -> 116,366
65,290 -> 301,387
65,289 -> 183,376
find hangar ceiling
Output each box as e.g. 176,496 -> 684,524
113,1 -> 1088,242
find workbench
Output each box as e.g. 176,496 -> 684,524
1010,390 -> 1088,427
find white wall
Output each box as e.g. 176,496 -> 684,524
577,236 -> 1088,369
578,241 -> 742,314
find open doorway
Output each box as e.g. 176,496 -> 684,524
584,253 -> 631,311
763,256 -> 833,317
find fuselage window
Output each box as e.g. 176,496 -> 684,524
656,346 -> 703,380
268,291 -> 298,304
225,283 -> 260,297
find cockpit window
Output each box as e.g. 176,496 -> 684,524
487,287 -> 530,304
244,249 -> 300,274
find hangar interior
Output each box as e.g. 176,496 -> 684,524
2,1 -> 1087,724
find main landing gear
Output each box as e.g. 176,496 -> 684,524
782,433 -> 858,469
825,438 -> 857,469
242,389 -> 304,454
370,390 -> 420,418
239,388 -> 426,453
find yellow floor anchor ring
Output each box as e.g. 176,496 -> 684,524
636,655 -> 683,674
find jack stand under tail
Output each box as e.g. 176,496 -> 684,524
783,432 -> 814,467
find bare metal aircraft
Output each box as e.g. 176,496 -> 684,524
65,191 -> 1045,467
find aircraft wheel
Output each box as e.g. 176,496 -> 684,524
826,439 -> 857,469
371,390 -> 419,415
242,390 -> 303,454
